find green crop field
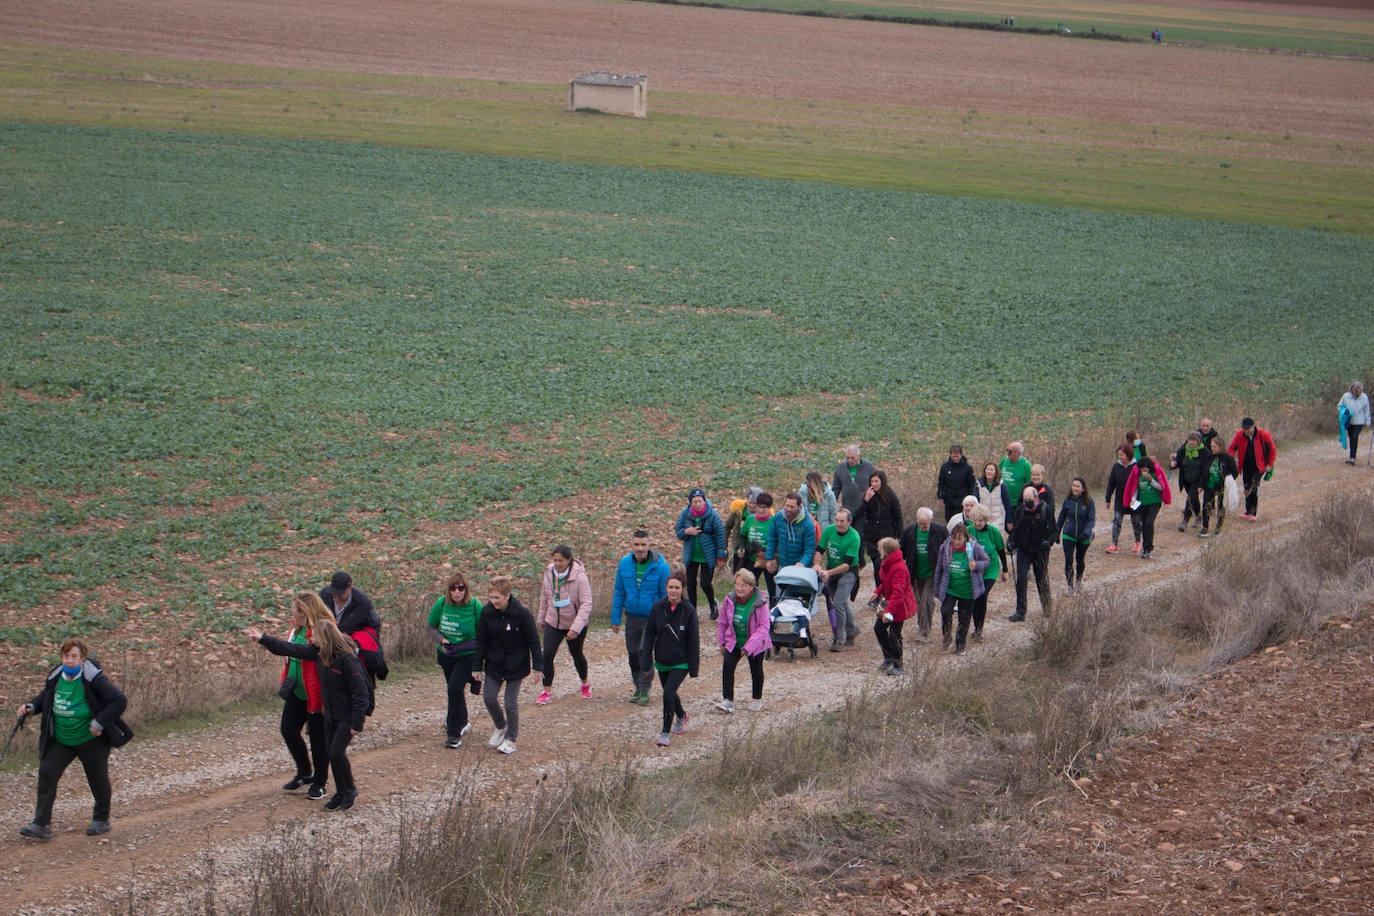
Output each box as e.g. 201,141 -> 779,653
2,121 -> 1371,652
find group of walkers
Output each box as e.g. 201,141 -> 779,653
36,394 -> 1374,839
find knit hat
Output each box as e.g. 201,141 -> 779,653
688,487 -> 707,503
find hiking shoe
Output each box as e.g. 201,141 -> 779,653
709,605 -> 719,621
19,822 -> 51,840
444,736 -> 463,749
887,665 -> 904,676
497,739 -> 517,755
672,714 -> 690,735
715,699 -> 735,713
1008,613 -> 1026,622
1132,542 -> 1142,554
488,728 -> 507,748
1104,544 -> 1119,554
86,820 -> 111,836
308,784 -> 327,800
1198,529 -> 1211,538
1141,551 -> 1153,560
655,732 -> 671,746
1177,522 -> 1187,532
536,690 -> 552,706
580,683 -> 592,699
877,660 -> 893,674
283,775 -> 310,791
747,699 -> 762,711
955,647 -> 967,657
829,641 -> 842,652
971,628 -> 984,642
628,689 -> 642,704
635,691 -> 651,706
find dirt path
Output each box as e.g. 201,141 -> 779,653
0,440 -> 1367,913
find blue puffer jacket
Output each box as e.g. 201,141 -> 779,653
611,551 -> 671,625
1056,496 -> 1096,544
675,500 -> 727,567
766,507 -> 817,567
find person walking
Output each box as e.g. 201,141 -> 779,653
1123,445 -> 1172,559
853,470 -> 903,605
1000,442 -> 1034,526
934,524 -> 989,655
815,507 -> 861,651
739,492 -> 777,602
427,572 -> 483,749
17,638 -> 130,840
641,574 -> 700,746
249,618 -> 370,810
967,506 -> 1006,641
536,546 -> 593,707
723,486 -> 762,574
898,508 -> 947,640
833,444 -> 879,600
946,495 -> 980,530
277,592 -> 332,793
1199,435 -> 1238,537
1008,487 -> 1055,621
611,530 -> 671,706
1229,418 -> 1277,519
1028,464 -> 1055,519
1104,444 -> 1142,554
714,569 -> 772,713
977,462 -> 1011,532
1338,382 -> 1370,465
1170,431 -> 1208,530
873,538 -> 917,674
765,493 -> 817,576
800,472 -> 837,532
1056,477 -> 1095,592
675,488 -> 727,620
471,576 -> 541,755
936,445 -> 977,522
318,570 -> 381,636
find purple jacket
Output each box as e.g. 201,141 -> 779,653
933,539 -> 990,601
717,587 -> 773,656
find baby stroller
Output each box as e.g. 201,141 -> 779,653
769,565 -> 821,660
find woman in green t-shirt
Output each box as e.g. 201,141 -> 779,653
426,571 -> 483,748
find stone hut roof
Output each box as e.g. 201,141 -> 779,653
570,72 -> 647,88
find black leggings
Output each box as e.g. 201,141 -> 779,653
722,646 -> 764,701
541,624 -> 588,688
973,578 -> 995,631
686,561 -> 717,611
874,617 -> 904,664
438,652 -> 475,739
658,667 -> 688,733
1348,423 -> 1365,460
749,564 -> 777,604
324,718 -> 355,794
939,594 -> 975,648
1063,539 -> 1088,585
1137,502 -> 1161,552
280,692 -> 328,785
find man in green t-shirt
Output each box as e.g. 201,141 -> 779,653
814,508 -> 861,651
898,507 -> 947,639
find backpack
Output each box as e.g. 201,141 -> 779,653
351,627 -> 387,715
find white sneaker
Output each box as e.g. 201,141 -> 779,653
488,728 -> 506,748
655,732 -> 671,746
497,739 -> 516,755
715,699 -> 735,713
747,700 -> 762,712
459,723 -> 472,738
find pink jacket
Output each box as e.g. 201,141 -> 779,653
538,560 -> 593,633
1123,458 -> 1173,507
717,587 -> 773,656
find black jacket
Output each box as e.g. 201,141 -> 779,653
1203,452 -> 1239,491
936,458 -> 977,512
832,459 -> 878,518
28,659 -> 129,759
472,596 -> 542,681
1009,500 -> 1056,553
1172,441 -> 1209,487
259,635 -> 371,730
1056,495 -> 1096,543
1033,483 -> 1055,521
1104,462 -> 1131,513
318,586 -> 381,636
898,521 -> 947,585
639,597 -> 700,677
854,490 -> 904,544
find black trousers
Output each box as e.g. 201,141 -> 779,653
1136,502 -> 1161,552
874,617 -> 905,664
280,693 -> 328,786
324,718 -> 356,795
748,564 -> 777,605
658,668 -> 688,733
939,595 -> 975,648
1349,423 -> 1365,460
1014,547 -> 1052,616
35,738 -> 111,826
1063,539 -> 1088,585
541,624 -> 588,688
1179,482 -> 1202,522
686,561 -> 717,611
1242,467 -> 1263,516
973,579 -> 995,631
438,653 -> 475,739
722,646 -> 764,701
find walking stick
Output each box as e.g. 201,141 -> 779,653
1368,432 -> 1373,467
0,712 -> 28,764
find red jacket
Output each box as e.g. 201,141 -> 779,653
876,550 -> 918,623
280,627 -> 323,713
1229,428 -> 1276,473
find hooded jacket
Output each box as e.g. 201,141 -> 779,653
28,658 -> 129,759
717,587 -> 773,656
876,550 -> 918,622
538,560 -> 594,633
472,595 -> 543,681
675,499 -> 728,567
1229,428 -> 1277,474
640,596 -> 700,676
611,550 -> 672,624
765,506 -> 817,567
1056,495 -> 1096,544
1123,458 -> 1174,508
936,458 -> 977,512
800,483 -> 838,531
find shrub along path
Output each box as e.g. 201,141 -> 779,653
0,441 -> 1368,913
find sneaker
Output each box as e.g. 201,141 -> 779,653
308,784 -> 327,800
337,791 -> 356,811
1346,458 -> 1357,465
829,641 -> 842,652
1105,544 -> 1119,554
672,713 -> 690,735
971,628 -> 984,642
709,604 -> 719,621
1177,522 -> 1187,532
19,822 -> 52,840
1008,613 -> 1026,622
845,636 -> 858,646
459,723 -> 472,738
955,646 -> 967,656
877,660 -> 893,673
1198,529 -> 1211,538
497,739 -> 517,755
324,794 -> 345,810
715,699 -> 735,713
86,820 -> 111,836
580,683 -> 592,699
747,699 -> 762,711
536,690 -> 552,706
444,736 -> 463,749
1065,583 -> 1075,595
628,689 -> 642,704
635,691 -> 651,706
1141,551 -> 1153,560
887,666 -> 904,676
488,728 -> 506,748
655,732 -> 671,746
283,775 -> 310,791
1132,542 -> 1142,554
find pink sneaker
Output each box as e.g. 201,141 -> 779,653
580,683 -> 591,699
1131,542 -> 1142,554
1104,544 -> 1119,554
535,690 -> 551,706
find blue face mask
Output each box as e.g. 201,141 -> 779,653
61,663 -> 82,677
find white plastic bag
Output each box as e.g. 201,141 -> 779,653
1223,475 -> 1240,512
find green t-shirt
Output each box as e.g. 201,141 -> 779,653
740,514 -> 773,558
732,592 -> 756,645
970,525 -> 1003,581
428,595 -> 482,654
1208,460 -> 1222,489
1135,469 -> 1163,506
288,628 -> 308,700
635,558 -> 651,584
819,524 -> 860,571
847,464 -> 859,482
913,528 -> 933,579
689,527 -> 706,564
947,549 -> 975,600
1001,457 -> 1033,507
53,675 -> 95,747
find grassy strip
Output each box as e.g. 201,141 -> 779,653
2,42 -> 1370,232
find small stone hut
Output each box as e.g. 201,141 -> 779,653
568,73 -> 647,118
